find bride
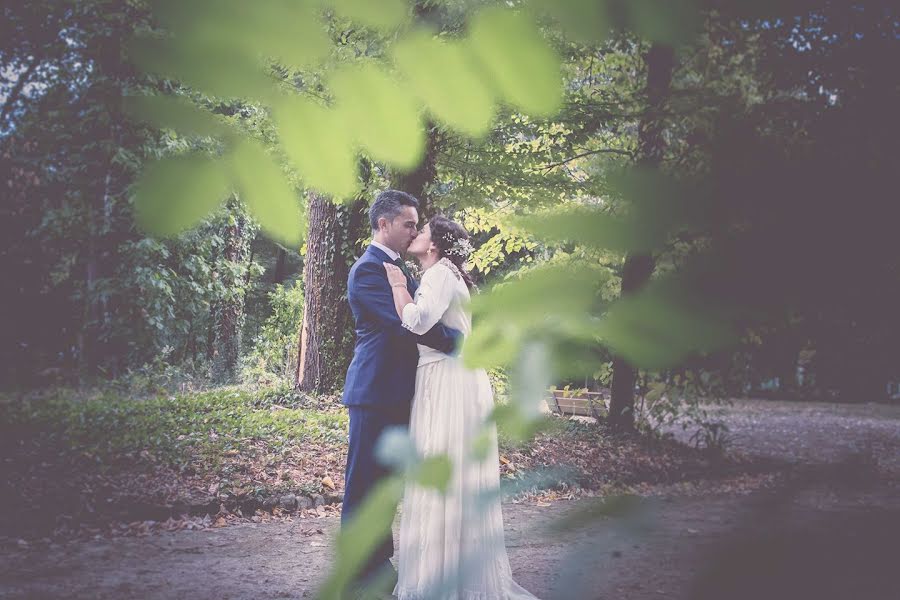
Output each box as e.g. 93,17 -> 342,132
383,215 -> 539,600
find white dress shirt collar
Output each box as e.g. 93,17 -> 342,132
371,240 -> 401,262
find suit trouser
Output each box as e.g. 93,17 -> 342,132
342,404 -> 410,582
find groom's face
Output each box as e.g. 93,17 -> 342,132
382,205 -> 420,254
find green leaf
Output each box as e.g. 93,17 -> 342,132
513,208 -> 641,252
152,0 -> 330,68
374,425 -> 419,472
122,95 -> 231,137
463,318 -> 522,371
464,264 -> 609,370
126,35 -> 276,102
467,8 -> 562,116
627,0 -> 700,46
412,455 -> 453,493
595,284 -> 736,369
318,476 -> 404,599
549,495 -> 647,534
468,429 -> 493,462
133,154 -> 230,237
228,141 -> 304,247
515,168 -> 693,253
491,403 -> 539,445
528,0 -> 611,44
329,0 -> 409,30
393,31 -> 496,137
225,2 -> 330,69
495,342 -> 552,442
273,96 -> 360,200
330,64 -> 425,170
471,263 -> 607,321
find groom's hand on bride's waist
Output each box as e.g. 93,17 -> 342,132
417,323 -> 462,356
446,327 -> 463,356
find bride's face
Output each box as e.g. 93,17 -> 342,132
407,223 -> 436,258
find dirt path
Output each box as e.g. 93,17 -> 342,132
2,399 -> 899,599
668,398 -> 900,473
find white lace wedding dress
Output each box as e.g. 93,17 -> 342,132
393,258 -> 540,600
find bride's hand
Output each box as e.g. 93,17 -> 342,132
383,262 -> 407,287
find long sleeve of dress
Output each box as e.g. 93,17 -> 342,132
401,263 -> 456,336
351,261 -> 460,353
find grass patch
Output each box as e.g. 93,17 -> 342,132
0,386 -> 348,475
2,386 -> 743,542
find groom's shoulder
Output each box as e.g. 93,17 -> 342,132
349,249 -> 379,279
351,248 -> 375,268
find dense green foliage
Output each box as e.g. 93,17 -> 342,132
241,282 -> 305,386
7,0 -> 896,401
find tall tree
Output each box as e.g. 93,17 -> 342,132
393,123 -> 440,218
295,168 -> 370,393
211,201 -> 256,383
295,192 -> 346,392
608,43 -> 675,431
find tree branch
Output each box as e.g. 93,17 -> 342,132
541,148 -> 634,171
0,55 -> 41,128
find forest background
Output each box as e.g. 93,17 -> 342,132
4,0 -> 897,424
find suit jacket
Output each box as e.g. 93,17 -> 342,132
342,244 -> 460,409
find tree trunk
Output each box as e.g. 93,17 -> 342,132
609,253 -> 657,429
393,2 -> 442,218
211,204 -> 253,383
79,166 -> 114,376
295,160 -> 372,393
393,122 -> 439,219
608,43 -> 675,432
77,30 -> 126,378
79,234 -> 102,375
296,193 -> 347,392
273,247 -> 288,284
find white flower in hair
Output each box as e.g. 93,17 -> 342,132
442,232 -> 474,259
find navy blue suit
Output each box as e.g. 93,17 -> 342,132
341,244 -> 459,581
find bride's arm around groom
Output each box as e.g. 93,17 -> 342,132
351,257 -> 459,351
383,259 -> 456,335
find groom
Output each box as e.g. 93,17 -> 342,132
341,189 -> 461,590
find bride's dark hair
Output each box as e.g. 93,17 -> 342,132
429,215 -> 476,291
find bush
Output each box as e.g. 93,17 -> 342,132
487,367 -> 510,400
114,346 -> 211,396
241,283 -> 304,387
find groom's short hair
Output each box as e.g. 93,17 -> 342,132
370,189 -> 419,231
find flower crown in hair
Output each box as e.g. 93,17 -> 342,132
441,232 -> 474,259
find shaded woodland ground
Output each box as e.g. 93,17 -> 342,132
2,397 -> 897,599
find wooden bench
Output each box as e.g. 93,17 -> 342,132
545,388 -> 609,419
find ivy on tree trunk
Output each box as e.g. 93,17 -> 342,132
295,175 -> 370,393
211,200 -> 254,384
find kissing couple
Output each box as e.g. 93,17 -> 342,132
340,190 -> 540,599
